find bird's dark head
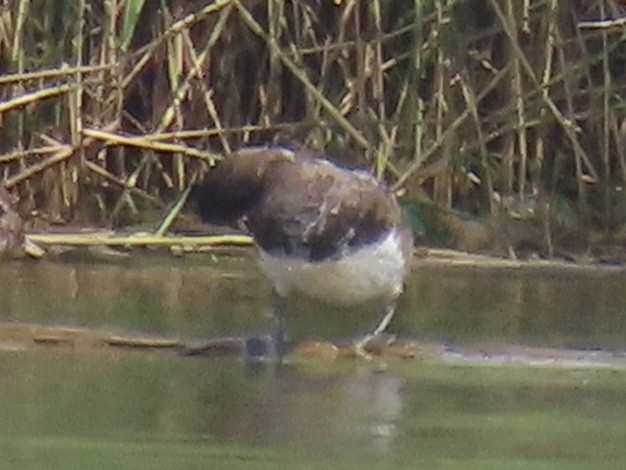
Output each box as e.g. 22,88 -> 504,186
191,167 -> 262,226
191,146 -> 296,227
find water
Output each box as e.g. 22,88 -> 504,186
2,254 -> 626,469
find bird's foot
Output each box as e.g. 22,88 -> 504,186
351,338 -> 374,361
350,333 -> 397,360
244,334 -> 292,362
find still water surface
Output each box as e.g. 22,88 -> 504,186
2,254 -> 626,469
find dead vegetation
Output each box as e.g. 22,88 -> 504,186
1,0 -> 626,258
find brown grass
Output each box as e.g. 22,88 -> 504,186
0,0 -> 625,238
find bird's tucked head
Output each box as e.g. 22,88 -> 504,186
191,146 -> 296,227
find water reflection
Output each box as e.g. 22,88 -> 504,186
3,257 -> 626,349
0,257 -> 271,336
3,256 -> 626,467
2,348 -> 626,468
403,264 -> 626,349
0,350 -> 406,460
196,364 -> 405,454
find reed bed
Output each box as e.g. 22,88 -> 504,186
1,0 -> 626,248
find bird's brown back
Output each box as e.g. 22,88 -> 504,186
194,146 -> 408,261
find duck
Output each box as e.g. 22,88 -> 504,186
0,185 -> 24,257
192,145 -> 413,358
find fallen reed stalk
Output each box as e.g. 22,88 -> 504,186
26,233 -> 254,248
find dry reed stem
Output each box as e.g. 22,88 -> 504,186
4,148 -> 74,188
458,74 -> 493,212
26,232 -> 254,247
612,113 -> 626,187
578,17 -> 626,29
83,161 -> 162,207
600,0 -> 612,226
10,0 -> 29,63
235,0 -> 368,149
506,0 -> 528,199
107,4 -> 234,216
1,0 -> 625,240
394,65 -> 513,190
122,0 -> 233,88
0,65 -> 115,85
535,0 -> 558,197
488,0 -> 598,183
81,128 -> 216,162
0,146 -> 69,164
142,122 -> 315,142
0,85 -> 73,114
181,5 -> 234,152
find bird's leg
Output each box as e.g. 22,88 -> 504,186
271,291 -> 288,361
353,299 -> 398,358
244,291 -> 288,362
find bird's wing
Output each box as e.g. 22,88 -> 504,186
250,159 -> 401,261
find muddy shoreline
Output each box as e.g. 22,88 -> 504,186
2,320 -> 626,371
4,231 -> 626,369
17,230 -> 626,273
